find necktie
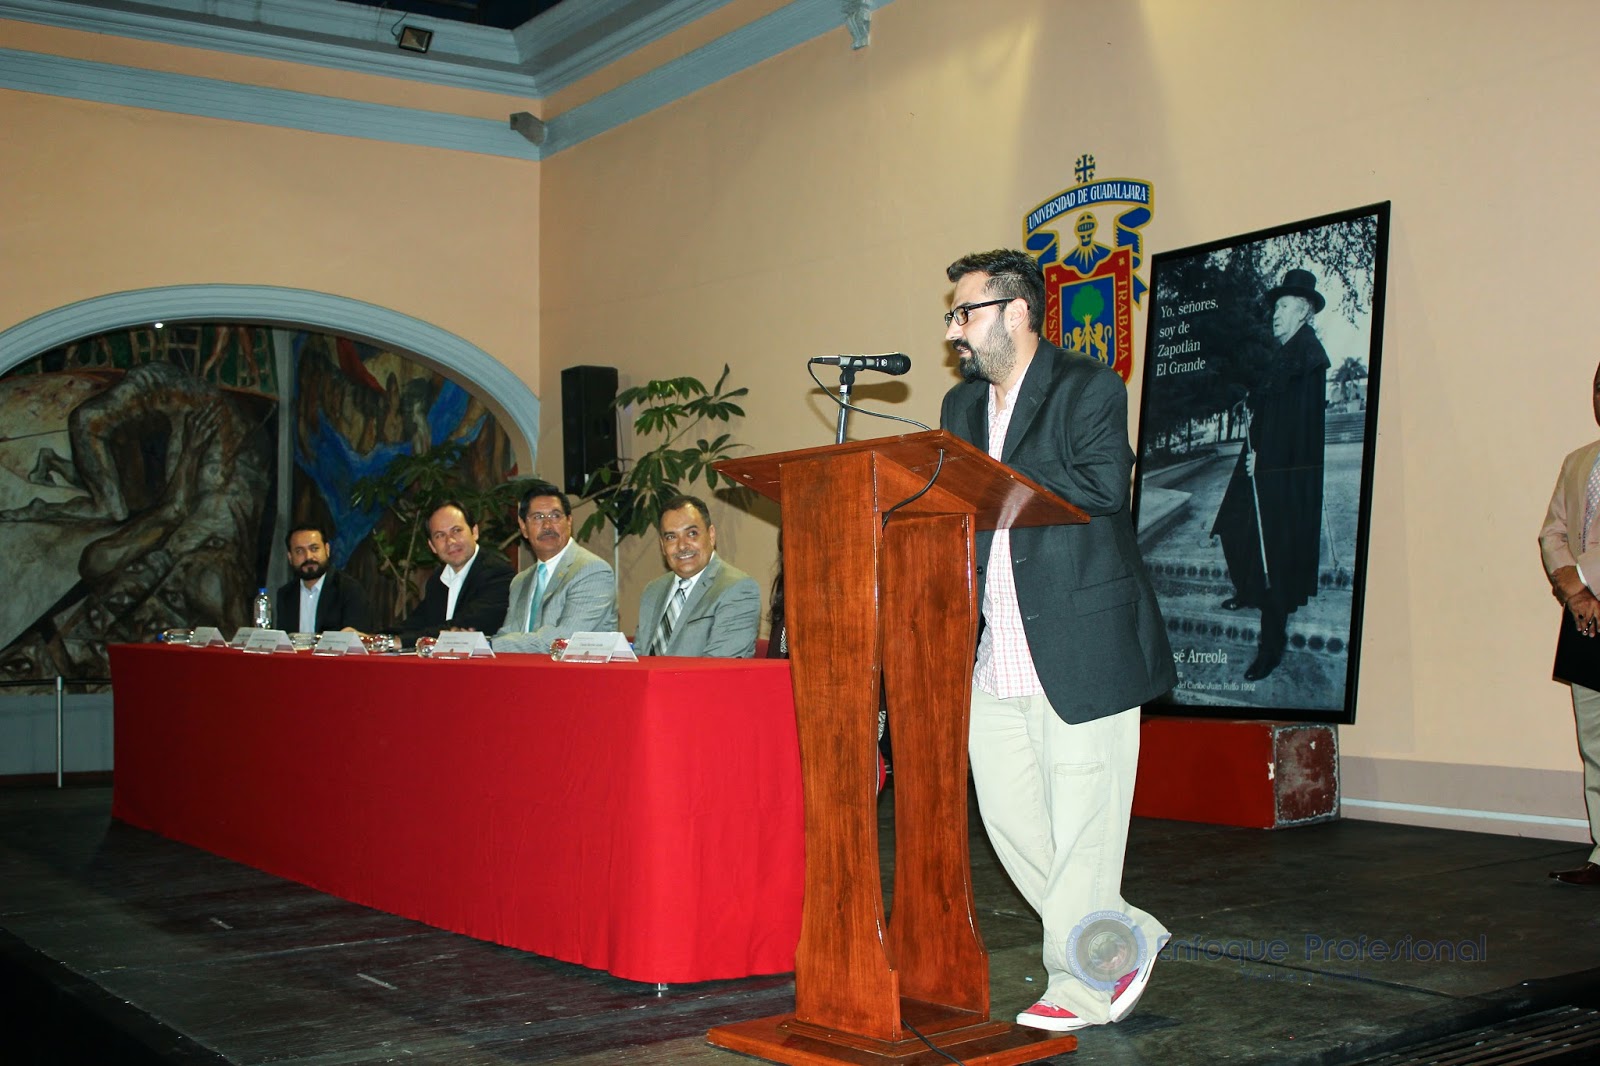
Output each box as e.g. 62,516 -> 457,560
526,562 -> 549,631
1585,456 -> 1600,553
652,581 -> 688,654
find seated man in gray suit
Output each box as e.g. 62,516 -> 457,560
634,494 -> 759,657
491,480 -> 617,654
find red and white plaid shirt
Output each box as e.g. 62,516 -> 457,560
973,377 -> 1044,699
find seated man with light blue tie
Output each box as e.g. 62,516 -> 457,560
491,480 -> 618,655
634,494 -> 760,658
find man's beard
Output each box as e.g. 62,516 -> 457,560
955,318 -> 1016,384
297,560 -> 327,581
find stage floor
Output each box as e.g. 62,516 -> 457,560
2,784 -> 1599,1065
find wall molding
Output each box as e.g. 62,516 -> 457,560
0,286 -> 540,467
0,47 -> 542,159
0,0 -> 740,98
545,0 -> 888,154
1341,754 -> 1591,844
1,0 -> 891,158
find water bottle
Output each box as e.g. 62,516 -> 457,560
253,588 -> 272,629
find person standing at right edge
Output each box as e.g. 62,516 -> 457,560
938,249 -> 1177,1033
1538,360 -> 1600,887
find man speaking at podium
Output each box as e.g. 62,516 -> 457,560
938,248 -> 1176,1033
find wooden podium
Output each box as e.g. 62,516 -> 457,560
709,431 -> 1087,1066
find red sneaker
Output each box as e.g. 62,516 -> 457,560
1015,999 -> 1090,1032
1109,956 -> 1155,1022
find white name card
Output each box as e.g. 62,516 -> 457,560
558,632 -> 637,664
230,626 -> 259,648
313,631 -> 368,656
190,626 -> 227,647
242,629 -> 295,655
430,630 -> 494,659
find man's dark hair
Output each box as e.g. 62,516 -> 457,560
656,494 -> 712,532
431,499 -> 476,529
518,480 -> 570,519
946,248 -> 1047,333
284,522 -> 330,551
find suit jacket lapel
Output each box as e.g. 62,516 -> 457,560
962,387 -> 988,452
681,557 -> 720,620
1001,344 -> 1056,463
538,549 -> 580,617
1569,443 -> 1600,533
316,579 -> 336,631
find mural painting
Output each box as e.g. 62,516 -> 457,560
0,325 -> 515,692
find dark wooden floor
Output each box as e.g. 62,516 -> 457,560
2,784 -> 1599,1065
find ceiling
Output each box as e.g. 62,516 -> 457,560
337,0 -> 568,32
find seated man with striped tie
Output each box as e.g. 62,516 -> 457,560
634,494 -> 760,658
490,480 -> 617,655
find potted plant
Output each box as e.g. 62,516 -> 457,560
575,364 -> 749,545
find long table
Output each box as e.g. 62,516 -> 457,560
109,644 -> 804,983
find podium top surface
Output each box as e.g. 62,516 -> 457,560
717,429 -> 1087,530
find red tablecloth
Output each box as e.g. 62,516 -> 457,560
109,644 -> 804,983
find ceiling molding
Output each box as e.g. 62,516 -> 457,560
516,0 -> 733,95
0,0 -> 744,98
0,0 -> 892,158
545,0 -> 888,154
0,47 -> 542,159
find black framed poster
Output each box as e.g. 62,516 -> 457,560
1132,202 -> 1390,724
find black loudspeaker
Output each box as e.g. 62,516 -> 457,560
561,365 -> 619,497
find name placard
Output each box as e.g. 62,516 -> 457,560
558,632 -> 637,664
190,626 -> 227,648
242,629 -> 295,655
313,631 -> 368,656
229,627 -> 260,648
430,631 -> 494,659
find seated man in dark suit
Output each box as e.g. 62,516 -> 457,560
491,481 -> 617,654
275,522 -> 372,633
634,494 -> 759,657
398,500 -> 513,644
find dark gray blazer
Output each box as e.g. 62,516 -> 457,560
398,548 -> 514,644
940,340 -> 1176,723
274,570 -> 372,634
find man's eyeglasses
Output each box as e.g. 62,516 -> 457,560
944,298 -> 1014,327
525,511 -> 567,525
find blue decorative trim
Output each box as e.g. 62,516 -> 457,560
544,0 -> 893,154
1,0 -> 894,158
0,48 -> 542,160
0,0 -> 539,96
0,286 -> 541,467
0,0 -> 740,98
518,0 -> 735,95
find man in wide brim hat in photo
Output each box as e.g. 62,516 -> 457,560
1265,267 -> 1327,314
1211,267 -> 1332,681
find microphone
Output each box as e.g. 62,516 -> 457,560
809,353 -> 911,375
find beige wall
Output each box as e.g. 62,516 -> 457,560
0,19 -> 542,464
6,0 -> 1597,835
540,0 -> 1600,837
